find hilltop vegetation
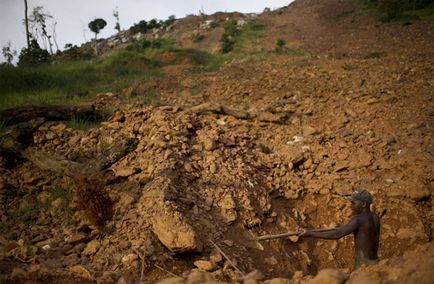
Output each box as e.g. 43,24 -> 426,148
357,0 -> 434,21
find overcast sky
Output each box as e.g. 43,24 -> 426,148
0,0 -> 293,61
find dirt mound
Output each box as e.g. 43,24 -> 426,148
1,0 -> 433,283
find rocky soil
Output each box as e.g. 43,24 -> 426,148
1,0 -> 433,283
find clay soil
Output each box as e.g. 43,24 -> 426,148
1,0 -> 433,283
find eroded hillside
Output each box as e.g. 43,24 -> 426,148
1,0 -> 433,283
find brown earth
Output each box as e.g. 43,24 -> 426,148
1,0 -> 433,283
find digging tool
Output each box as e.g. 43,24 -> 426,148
248,228 -> 336,249
256,228 -> 338,240
256,230 -> 301,241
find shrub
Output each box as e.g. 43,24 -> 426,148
377,0 -> 405,21
191,33 -> 205,42
275,38 -> 286,53
18,39 -> 51,66
220,20 -> 239,53
358,0 -> 434,21
130,20 -> 149,33
220,33 -> 236,53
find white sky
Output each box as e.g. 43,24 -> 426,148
0,0 -> 293,60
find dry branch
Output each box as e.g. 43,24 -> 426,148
0,104 -> 101,127
210,239 -> 244,275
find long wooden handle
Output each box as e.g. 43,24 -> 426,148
257,228 -> 334,241
256,231 -> 299,241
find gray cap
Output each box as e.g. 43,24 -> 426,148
344,189 -> 372,203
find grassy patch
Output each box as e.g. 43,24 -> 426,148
66,114 -> 100,131
352,0 -> 434,22
233,22 -> 267,53
0,36 -> 224,110
0,49 -> 162,110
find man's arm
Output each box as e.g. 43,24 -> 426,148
301,216 -> 360,240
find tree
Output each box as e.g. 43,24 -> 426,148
18,39 -> 50,66
2,41 -> 17,65
50,20 -> 60,52
88,18 -> 107,56
24,0 -> 30,49
130,20 -> 148,33
113,7 -> 121,33
29,6 -> 55,54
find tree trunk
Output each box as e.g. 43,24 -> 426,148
0,104 -> 101,127
94,33 -> 98,56
0,117 -> 138,177
24,0 -> 30,49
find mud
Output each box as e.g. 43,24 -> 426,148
1,0 -> 433,283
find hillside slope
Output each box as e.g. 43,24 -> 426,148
1,0 -> 433,283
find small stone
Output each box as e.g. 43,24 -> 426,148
115,167 -> 139,177
243,269 -> 264,281
288,235 -> 299,242
223,240 -> 233,247
45,132 -> 56,140
193,260 -> 216,271
65,233 -> 88,244
203,138 -> 217,151
265,256 -> 278,265
366,98 -> 378,105
70,265 -> 93,281
303,158 -> 313,169
121,253 -> 138,266
51,198 -> 64,209
210,252 -> 222,263
112,111 -> 125,122
82,240 -> 100,256
216,119 -> 226,126
304,126 -> 319,136
68,135 -> 81,146
210,163 -> 217,173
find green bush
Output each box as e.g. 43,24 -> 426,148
220,20 -> 241,53
220,33 -> 236,53
191,33 -> 205,42
130,20 -> 148,33
18,39 -> 51,66
275,38 -> 286,53
357,0 -> 434,21
378,0 -> 405,20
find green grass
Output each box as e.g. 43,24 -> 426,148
352,0 -> 434,22
0,49 -> 162,110
66,114 -> 100,131
233,22 -> 267,53
0,38 -> 226,110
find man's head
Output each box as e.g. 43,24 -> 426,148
344,189 -> 372,214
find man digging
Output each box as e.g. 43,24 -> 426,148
298,189 -> 380,269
